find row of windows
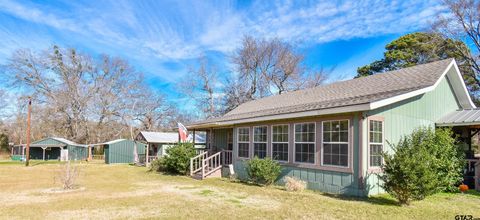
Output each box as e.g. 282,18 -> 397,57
237,119 -> 385,168
237,120 -> 351,167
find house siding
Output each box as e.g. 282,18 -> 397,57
213,128 -> 229,150
363,76 -> 461,195
106,140 -> 146,164
231,114 -> 364,196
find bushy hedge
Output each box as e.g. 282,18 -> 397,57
162,142 -> 197,175
246,157 -> 282,186
379,127 -> 465,205
148,157 -> 166,172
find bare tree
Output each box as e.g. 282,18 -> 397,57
180,57 -> 221,118
5,46 -> 163,143
432,0 -> 480,97
226,36 -> 328,111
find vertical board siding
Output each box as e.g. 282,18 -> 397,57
230,113 -> 363,196
364,76 -> 461,195
213,129 -> 229,150
107,140 -> 146,164
233,160 -> 362,195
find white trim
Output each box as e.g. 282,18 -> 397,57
237,127 -> 250,159
367,119 -> 384,168
449,60 -> 476,108
321,119 -> 350,168
293,122 -> 316,165
189,59 -> 476,130
253,125 -> 268,158
271,124 -> 290,162
370,59 -> 475,110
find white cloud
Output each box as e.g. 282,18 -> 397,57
0,0 -> 446,77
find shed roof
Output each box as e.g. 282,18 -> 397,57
437,109 -> 480,126
32,137 -> 86,147
138,131 -> 206,143
189,59 -> 475,128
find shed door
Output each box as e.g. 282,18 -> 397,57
104,146 -> 109,164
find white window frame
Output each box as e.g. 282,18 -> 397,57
368,119 -> 384,168
253,126 -> 268,158
321,119 -> 350,168
271,124 -> 289,162
237,127 -> 250,159
293,122 -> 316,164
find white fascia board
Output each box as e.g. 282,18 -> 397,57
215,103 -> 371,125
370,59 -> 476,110
449,60 -> 476,109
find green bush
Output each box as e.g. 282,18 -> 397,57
246,157 -> 282,186
162,142 -> 197,175
379,127 -> 465,205
148,157 -> 166,172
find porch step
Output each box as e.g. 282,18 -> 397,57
191,167 -> 222,180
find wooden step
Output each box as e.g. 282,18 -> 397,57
191,167 -> 222,180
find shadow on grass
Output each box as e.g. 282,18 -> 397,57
322,193 -> 400,206
465,190 -> 480,197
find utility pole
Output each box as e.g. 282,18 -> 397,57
25,97 -> 31,166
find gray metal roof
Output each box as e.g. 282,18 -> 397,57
191,59 -> 458,127
437,109 -> 480,126
138,131 -> 206,143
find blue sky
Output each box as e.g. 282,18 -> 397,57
0,0 -> 447,108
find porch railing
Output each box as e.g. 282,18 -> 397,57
190,151 -> 209,176
148,156 -> 158,163
202,151 -> 222,178
92,155 -> 104,160
190,150 -> 233,179
222,150 -> 233,165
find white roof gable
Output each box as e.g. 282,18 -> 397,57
139,131 -> 205,144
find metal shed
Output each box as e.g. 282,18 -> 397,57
101,139 -> 147,164
11,137 -> 88,161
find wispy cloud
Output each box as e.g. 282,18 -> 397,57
0,0 -> 445,60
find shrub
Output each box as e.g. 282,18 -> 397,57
246,157 -> 281,186
284,176 -> 306,192
162,142 -> 197,175
148,157 -> 166,172
55,161 -> 80,190
379,127 -> 465,205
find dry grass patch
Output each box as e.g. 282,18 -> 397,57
0,161 -> 479,219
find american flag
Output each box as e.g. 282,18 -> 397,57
177,122 -> 188,142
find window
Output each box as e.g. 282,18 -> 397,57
253,126 -> 267,158
272,125 -> 289,161
294,123 -> 315,164
227,130 -> 233,150
369,120 -> 383,167
238,128 -> 250,158
322,120 -> 349,167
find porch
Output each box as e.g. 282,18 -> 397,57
189,128 -> 234,179
11,144 -> 65,161
437,109 -> 480,190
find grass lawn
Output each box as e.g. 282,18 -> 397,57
0,161 -> 479,220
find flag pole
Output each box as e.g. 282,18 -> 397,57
25,97 -> 32,167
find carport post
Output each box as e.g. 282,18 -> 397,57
41,147 -> 47,161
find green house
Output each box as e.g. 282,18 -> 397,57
188,59 -> 479,196
11,137 -> 88,161
101,139 -> 147,164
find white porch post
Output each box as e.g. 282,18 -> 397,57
42,147 -> 46,161
193,130 -> 196,145
146,143 -> 150,165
